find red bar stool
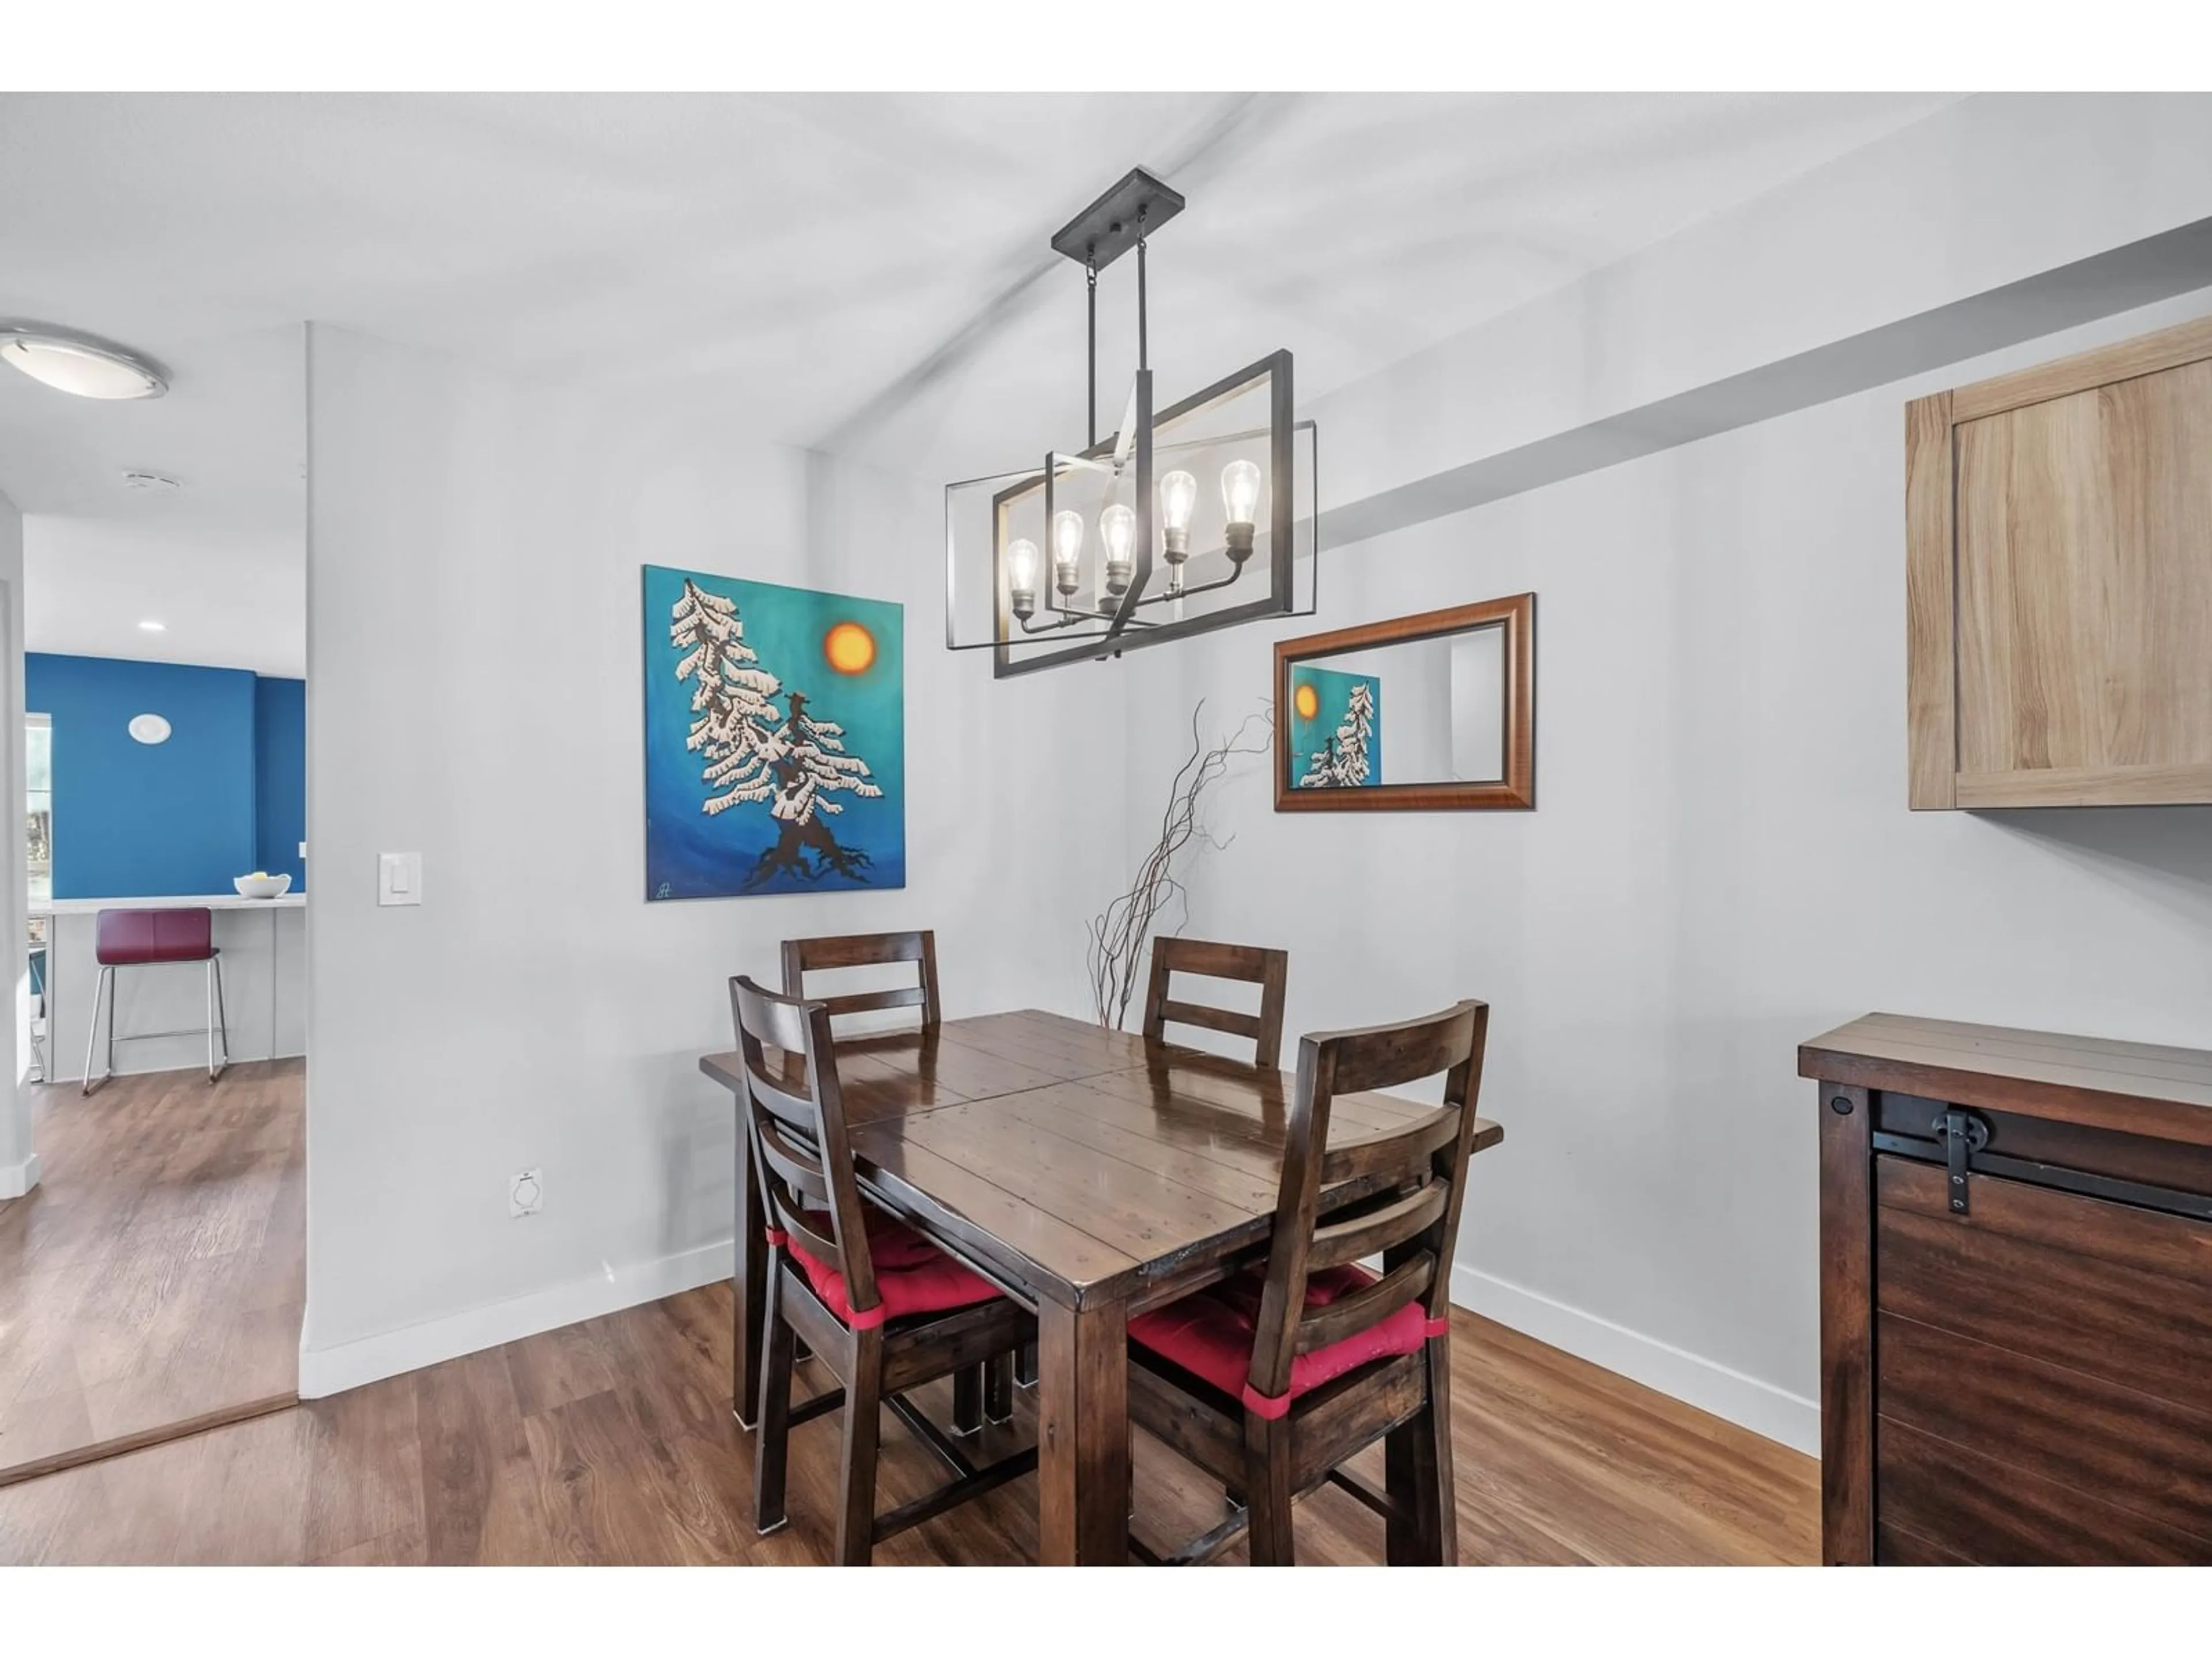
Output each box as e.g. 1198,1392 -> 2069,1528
81,907 -> 229,1093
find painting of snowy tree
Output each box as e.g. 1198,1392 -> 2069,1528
642,565 -> 905,900
1286,665 -> 1384,789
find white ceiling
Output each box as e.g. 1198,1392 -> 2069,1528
0,91 -> 1960,673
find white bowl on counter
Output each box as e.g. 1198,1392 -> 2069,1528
233,873 -> 293,900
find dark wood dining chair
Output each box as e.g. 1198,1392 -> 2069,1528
1124,999 -> 1491,1566
1141,936 -> 1290,1070
1010,936 -> 1290,1398
730,975 -> 1036,1565
779,928 -> 1009,1432
781,929 -> 941,1032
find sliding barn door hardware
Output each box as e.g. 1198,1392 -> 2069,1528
1872,1104 -> 2212,1224
1931,1108 -> 1990,1214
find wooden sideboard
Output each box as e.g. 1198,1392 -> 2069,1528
1801,1013 -> 2212,1565
1907,312 -> 2212,809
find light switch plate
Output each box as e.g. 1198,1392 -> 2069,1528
378,851 -> 422,907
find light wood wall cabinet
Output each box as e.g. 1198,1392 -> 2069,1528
1908,314 -> 2212,809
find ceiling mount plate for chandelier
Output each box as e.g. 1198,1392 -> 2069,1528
1048,168 -> 1185,270
945,166 -> 1318,678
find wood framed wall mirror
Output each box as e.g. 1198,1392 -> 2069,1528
1274,593 -> 1534,812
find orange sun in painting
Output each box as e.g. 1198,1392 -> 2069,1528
1293,682 -> 1319,721
823,621 -> 876,675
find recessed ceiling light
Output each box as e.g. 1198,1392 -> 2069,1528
0,323 -> 167,400
122,470 -> 181,494
138,620 -> 166,632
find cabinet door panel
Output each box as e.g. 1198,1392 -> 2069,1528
1955,356 -> 2212,781
1877,1415 -> 2209,1565
1878,1310 -> 2212,1543
1874,1157 -> 2212,1415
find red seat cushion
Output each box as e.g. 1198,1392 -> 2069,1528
779,1207 -> 1001,1330
1128,1264 -> 1437,1418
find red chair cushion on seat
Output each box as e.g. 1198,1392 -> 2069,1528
1128,1264 -> 1433,1417
781,1207 -> 1001,1329
95,907 -> 217,966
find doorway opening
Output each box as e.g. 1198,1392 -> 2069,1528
0,321 -> 306,1486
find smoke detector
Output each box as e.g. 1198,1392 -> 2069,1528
122,470 -> 181,494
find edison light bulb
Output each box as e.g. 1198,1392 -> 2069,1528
1221,459 -> 1264,560
1100,502 -> 1137,595
1159,470 -> 1198,562
1006,537 -> 1039,618
1221,459 -> 1263,525
1051,509 -> 1085,594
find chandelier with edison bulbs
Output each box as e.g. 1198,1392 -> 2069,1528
942,167 -> 1315,678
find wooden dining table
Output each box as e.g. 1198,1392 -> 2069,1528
699,1006 -> 1503,1565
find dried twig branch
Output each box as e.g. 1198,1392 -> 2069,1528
1086,699 -> 1272,1031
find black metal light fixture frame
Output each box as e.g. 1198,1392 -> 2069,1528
941,167 -> 1314,679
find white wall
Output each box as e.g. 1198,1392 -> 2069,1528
1120,286 -> 2212,1451
300,326 -> 1125,1392
0,487 -> 28,1198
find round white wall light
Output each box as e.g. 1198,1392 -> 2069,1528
127,713 -> 172,745
0,324 -> 168,400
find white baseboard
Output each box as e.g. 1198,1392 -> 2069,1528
293,1230 -> 1817,1456
298,1238 -> 736,1399
1450,1262 -> 1819,1457
0,1152 -> 41,1199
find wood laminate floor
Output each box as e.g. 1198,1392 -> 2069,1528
0,1278 -> 1817,1565
0,1061 -> 304,1485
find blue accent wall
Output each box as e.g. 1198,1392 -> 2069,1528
253,676 -> 308,887
26,653 -> 307,899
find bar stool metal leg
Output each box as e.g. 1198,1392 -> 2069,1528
80,964 -> 111,1096
207,954 -> 230,1082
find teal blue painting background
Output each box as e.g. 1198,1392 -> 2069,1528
1286,663 -> 1383,787
642,564 -> 906,899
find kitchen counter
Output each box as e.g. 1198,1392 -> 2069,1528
32,891 -> 305,918
35,893 -> 306,1081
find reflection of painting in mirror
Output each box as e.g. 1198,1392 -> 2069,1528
1289,665 -> 1382,787
1274,594 -> 1533,812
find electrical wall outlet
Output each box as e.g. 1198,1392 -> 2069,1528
509,1168 -> 542,1217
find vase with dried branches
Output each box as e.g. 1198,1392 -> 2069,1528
1086,700 -> 1272,1031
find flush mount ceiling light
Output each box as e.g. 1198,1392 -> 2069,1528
137,619 -> 166,632
0,323 -> 168,400
944,168 -> 1317,677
